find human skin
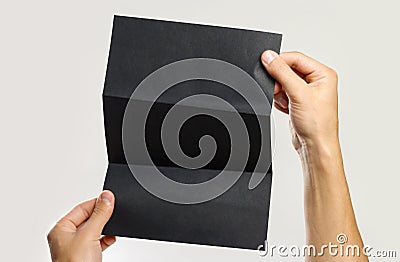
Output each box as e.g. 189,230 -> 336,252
47,51 -> 367,262
261,51 -> 368,261
47,190 -> 116,262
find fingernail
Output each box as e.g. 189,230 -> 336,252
261,50 -> 277,65
100,191 -> 112,206
276,96 -> 288,109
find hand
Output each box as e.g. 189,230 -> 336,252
47,190 -> 116,262
261,51 -> 339,151
261,52 -> 368,261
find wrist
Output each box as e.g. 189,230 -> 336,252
296,134 -> 344,183
301,135 -> 340,157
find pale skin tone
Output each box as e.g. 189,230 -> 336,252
261,50 -> 368,261
48,51 -> 367,261
47,191 -> 116,261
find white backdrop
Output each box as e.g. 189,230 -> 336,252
1,0 -> 399,261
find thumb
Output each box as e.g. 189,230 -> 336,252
261,50 -> 305,99
85,190 -> 115,236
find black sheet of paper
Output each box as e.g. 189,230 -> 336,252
102,15 -> 282,250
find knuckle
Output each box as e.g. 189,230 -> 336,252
46,230 -> 54,242
76,205 -> 91,219
93,204 -> 110,217
291,51 -> 304,56
47,227 -> 62,248
289,51 -> 305,61
47,224 -> 59,242
327,67 -> 338,79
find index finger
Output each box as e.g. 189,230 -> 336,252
280,52 -> 331,82
58,198 -> 96,229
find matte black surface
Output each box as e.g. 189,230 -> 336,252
102,15 -> 281,250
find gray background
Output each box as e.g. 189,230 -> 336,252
1,0 -> 399,261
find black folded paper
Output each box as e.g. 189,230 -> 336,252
102,15 -> 282,249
